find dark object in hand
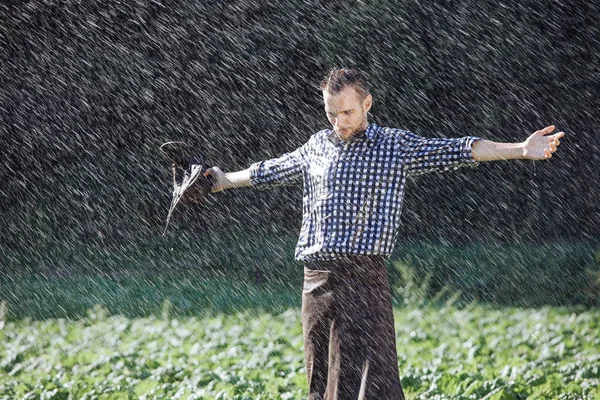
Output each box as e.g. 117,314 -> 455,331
160,141 -> 214,234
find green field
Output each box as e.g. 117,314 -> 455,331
1,241 -> 599,398
2,305 -> 599,399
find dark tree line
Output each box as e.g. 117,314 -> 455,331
1,0 -> 598,258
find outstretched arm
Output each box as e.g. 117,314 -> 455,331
472,125 -> 565,162
205,137 -> 312,193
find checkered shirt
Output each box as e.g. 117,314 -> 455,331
249,123 -> 481,261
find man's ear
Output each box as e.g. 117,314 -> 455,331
363,94 -> 373,113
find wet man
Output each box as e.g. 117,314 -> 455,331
205,68 -> 564,399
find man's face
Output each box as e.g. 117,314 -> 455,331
323,85 -> 372,141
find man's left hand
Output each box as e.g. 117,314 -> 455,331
522,125 -> 565,160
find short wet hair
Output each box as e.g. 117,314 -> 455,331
320,68 -> 370,99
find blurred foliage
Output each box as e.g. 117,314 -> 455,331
390,241 -> 600,307
0,272 -> 301,321
393,260 -> 462,309
0,0 -> 599,255
1,239 -> 598,320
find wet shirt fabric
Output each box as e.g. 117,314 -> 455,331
249,123 -> 481,262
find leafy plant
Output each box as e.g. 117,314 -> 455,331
393,260 -> 461,308
1,306 -> 599,399
0,301 -> 6,330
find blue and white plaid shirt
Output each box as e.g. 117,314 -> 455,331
249,123 -> 481,262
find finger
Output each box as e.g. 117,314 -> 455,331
544,148 -> 552,158
535,125 -> 555,136
542,125 -> 554,135
550,133 -> 563,147
553,131 -> 565,141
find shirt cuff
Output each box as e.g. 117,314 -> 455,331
463,137 -> 483,164
248,161 -> 266,188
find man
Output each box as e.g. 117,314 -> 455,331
204,68 -> 564,400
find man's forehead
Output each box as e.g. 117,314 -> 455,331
323,87 -> 362,110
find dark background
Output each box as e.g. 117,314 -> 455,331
1,1 -> 598,278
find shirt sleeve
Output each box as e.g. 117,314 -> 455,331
397,130 -> 482,176
248,139 -> 311,189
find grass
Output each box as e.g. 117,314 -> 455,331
0,273 -> 301,321
2,238 -> 598,314
1,239 -> 598,321
1,240 -> 599,398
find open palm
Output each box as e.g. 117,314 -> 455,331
523,125 -> 565,160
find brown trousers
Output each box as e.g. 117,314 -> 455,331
302,256 -> 405,400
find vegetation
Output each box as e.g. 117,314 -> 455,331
2,240 -> 598,321
1,305 -> 599,399
1,241 -> 598,398
3,1 -> 598,396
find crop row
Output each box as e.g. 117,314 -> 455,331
1,305 -> 599,399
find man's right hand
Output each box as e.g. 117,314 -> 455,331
203,166 -> 230,193
203,167 -> 252,193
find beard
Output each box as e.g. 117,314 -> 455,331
337,117 -> 368,140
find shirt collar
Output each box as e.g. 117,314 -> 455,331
327,123 -> 379,145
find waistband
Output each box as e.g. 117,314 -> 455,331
303,255 -> 385,271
